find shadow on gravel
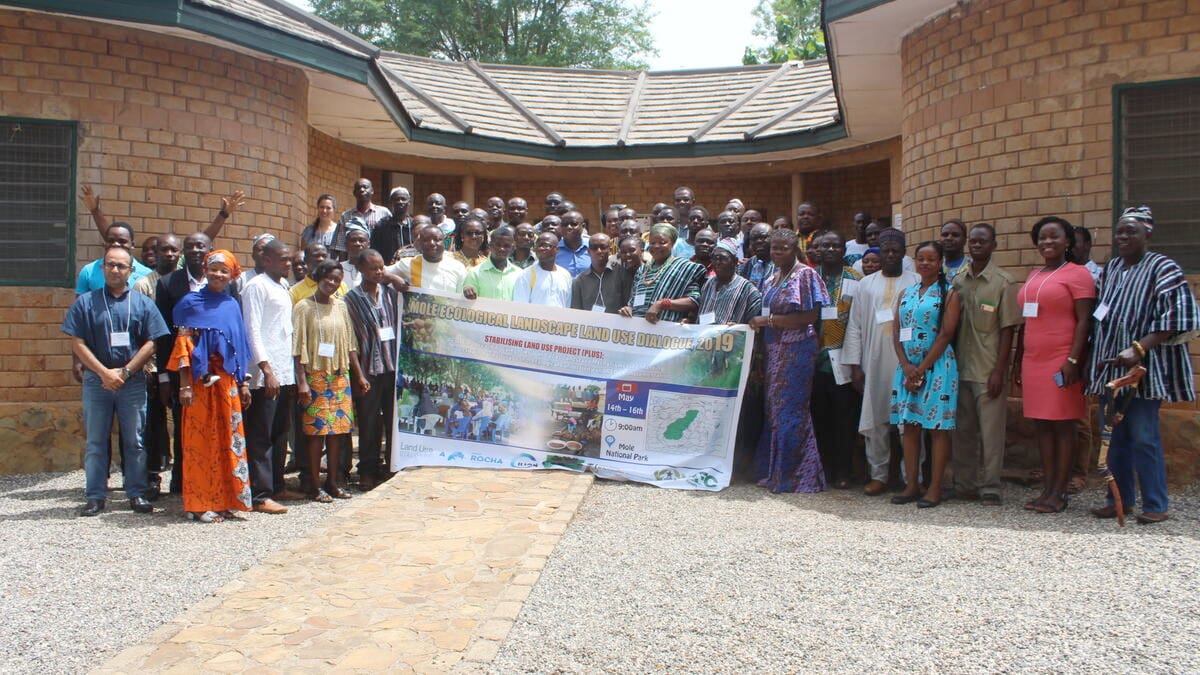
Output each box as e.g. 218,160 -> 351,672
657,478 -> 1200,542
3,487 -> 83,501
0,506 -> 79,522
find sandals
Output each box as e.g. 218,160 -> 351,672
187,511 -> 225,523
327,487 -> 353,500
1066,475 -> 1087,495
308,490 -> 334,504
1033,493 -> 1068,514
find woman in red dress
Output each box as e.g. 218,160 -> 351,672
1014,217 -> 1096,514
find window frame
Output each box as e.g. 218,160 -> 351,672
0,115 -> 77,288
1111,77 -> 1200,273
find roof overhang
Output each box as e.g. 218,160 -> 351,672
1,0 -> 926,168
823,0 -> 958,144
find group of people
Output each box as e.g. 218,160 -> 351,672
63,179 -> 1198,526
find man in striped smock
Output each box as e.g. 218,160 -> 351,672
1085,206 -> 1200,525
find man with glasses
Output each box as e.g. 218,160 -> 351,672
570,233 -> 629,314
63,247 -> 169,517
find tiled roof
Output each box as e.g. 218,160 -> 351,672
379,54 -> 837,148
189,0 -> 375,56
189,0 -> 840,150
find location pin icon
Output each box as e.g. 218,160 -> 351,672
605,434 -> 616,447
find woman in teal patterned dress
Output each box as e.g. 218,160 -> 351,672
889,241 -> 961,508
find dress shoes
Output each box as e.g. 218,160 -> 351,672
129,496 -> 154,513
863,480 -> 887,496
253,498 -> 288,514
78,499 -> 105,517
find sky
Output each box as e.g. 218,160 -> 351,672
281,0 -> 761,71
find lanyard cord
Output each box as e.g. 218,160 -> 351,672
103,290 -> 132,337
1029,261 -> 1068,306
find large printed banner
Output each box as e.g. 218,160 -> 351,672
390,289 -> 754,491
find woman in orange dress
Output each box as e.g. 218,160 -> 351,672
1014,217 -> 1096,514
169,250 -> 253,523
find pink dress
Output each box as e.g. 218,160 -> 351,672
1017,263 -> 1096,420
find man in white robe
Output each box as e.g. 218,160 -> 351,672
842,228 -> 920,496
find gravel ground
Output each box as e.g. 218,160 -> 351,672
0,469 -> 350,675
494,480 -> 1200,673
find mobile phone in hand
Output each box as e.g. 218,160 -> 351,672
1053,371 -> 1065,388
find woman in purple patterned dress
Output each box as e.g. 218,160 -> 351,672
748,229 -> 832,493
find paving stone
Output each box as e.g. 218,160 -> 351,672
97,468 -> 593,671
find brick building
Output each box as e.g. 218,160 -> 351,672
0,0 -> 1197,480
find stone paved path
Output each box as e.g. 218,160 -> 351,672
94,467 -> 593,674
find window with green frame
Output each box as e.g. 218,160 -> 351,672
0,117 -> 76,286
1115,79 -> 1200,271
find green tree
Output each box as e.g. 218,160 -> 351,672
742,0 -> 826,65
311,0 -> 656,70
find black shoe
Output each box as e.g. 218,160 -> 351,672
891,493 -> 920,505
917,498 -> 943,509
129,496 -> 154,514
145,475 -> 162,502
78,499 -> 106,517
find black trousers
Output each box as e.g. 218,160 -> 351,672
166,371 -> 185,494
245,385 -> 295,503
355,371 -> 395,477
145,375 -> 171,475
811,369 -> 862,483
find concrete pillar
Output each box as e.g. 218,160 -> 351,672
790,173 -> 803,226
461,174 -> 476,206
889,144 -> 903,229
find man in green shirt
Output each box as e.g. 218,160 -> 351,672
464,226 -> 521,300
950,223 -> 1022,505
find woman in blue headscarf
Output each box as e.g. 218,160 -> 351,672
168,249 -> 252,523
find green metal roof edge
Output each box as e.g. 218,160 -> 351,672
824,0 -> 895,23
403,122 -> 848,161
1,0 -> 373,82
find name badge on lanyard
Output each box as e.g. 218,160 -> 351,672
820,306 -> 838,321
899,327 -> 914,342
110,332 -> 131,348
591,304 -> 606,313
1022,302 -> 1039,318
633,292 -> 647,306
318,342 -> 336,358
698,312 -> 716,325
1093,302 -> 1109,321
377,326 -> 395,342
874,308 -> 893,324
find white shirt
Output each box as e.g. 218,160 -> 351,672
388,255 -> 467,294
241,274 -> 295,389
513,264 -> 573,307
186,266 -> 207,293
340,260 -> 362,289
845,240 -> 869,258
853,255 -> 915,275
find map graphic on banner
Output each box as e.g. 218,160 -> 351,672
390,289 -> 754,491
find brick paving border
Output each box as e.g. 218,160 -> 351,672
93,467 -> 594,674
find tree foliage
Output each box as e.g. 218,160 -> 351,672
311,0 -> 656,70
742,0 -> 826,65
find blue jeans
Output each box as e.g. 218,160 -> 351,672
1101,395 -> 1167,513
82,371 -> 148,500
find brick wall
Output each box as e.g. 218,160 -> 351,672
899,0 -> 1200,270
307,127 -> 362,223
803,160 -> 892,237
0,9 -> 309,472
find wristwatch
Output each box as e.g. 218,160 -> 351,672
119,366 -> 132,380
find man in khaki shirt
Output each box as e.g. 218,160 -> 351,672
950,223 -> 1022,505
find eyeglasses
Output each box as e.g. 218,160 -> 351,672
103,262 -> 131,271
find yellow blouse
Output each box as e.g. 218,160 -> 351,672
292,297 -> 357,374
